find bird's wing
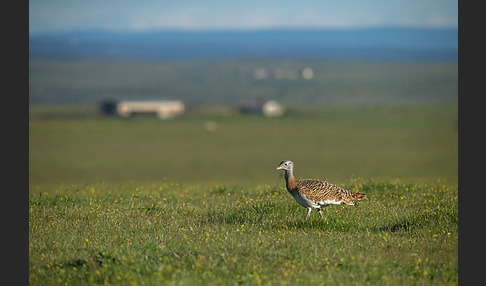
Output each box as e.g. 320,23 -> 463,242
297,179 -> 355,203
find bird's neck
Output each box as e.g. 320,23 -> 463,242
284,170 -> 298,191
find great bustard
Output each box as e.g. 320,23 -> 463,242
276,160 -> 367,219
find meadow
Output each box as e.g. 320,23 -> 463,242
29,59 -> 458,106
29,180 -> 457,285
29,104 -> 458,285
29,104 -> 457,187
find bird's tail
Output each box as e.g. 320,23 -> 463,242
342,190 -> 367,205
352,191 -> 367,200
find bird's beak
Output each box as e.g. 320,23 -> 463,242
276,166 -> 283,170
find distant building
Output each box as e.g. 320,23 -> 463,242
116,100 -> 185,119
301,67 -> 314,80
262,100 -> 284,117
253,68 -> 269,80
239,100 -> 284,117
99,100 -> 118,115
100,100 -> 185,119
253,67 -> 313,80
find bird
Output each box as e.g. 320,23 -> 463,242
276,160 -> 367,220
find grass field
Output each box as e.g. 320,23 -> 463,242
29,104 -> 457,187
29,180 -> 457,285
29,59 -> 458,105
29,104 -> 458,285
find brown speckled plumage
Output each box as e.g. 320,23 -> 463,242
276,160 -> 367,219
295,179 -> 366,205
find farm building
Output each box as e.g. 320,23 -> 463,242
239,100 -> 284,117
100,100 -> 185,119
262,100 -> 285,117
117,100 -> 185,119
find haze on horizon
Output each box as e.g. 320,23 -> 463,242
29,0 -> 458,34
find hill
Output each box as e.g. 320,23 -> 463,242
29,59 -> 457,105
29,28 -> 457,62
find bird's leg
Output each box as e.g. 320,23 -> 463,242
305,208 -> 312,220
318,209 -> 324,218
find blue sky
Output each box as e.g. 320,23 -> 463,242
29,0 -> 458,34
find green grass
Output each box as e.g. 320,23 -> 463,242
29,104 -> 458,284
29,104 -> 458,187
29,180 -> 457,285
29,59 -> 457,105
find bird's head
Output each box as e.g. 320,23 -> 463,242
276,160 -> 294,171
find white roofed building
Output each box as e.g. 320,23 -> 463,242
116,100 -> 185,119
262,100 -> 284,117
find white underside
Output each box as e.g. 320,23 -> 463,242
293,193 -> 344,209
319,199 -> 345,205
